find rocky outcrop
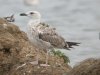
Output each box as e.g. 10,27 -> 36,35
68,58 -> 100,75
0,18 -> 71,75
1,18 -> 100,75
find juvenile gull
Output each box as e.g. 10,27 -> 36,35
23,0 -> 39,6
20,11 -> 80,66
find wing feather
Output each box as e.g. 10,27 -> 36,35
33,23 -> 80,50
39,32 -> 66,48
36,23 -> 67,48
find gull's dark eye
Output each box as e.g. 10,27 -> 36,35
30,12 -> 34,15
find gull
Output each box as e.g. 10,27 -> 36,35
23,0 -> 39,6
3,14 -> 15,22
20,11 -> 80,66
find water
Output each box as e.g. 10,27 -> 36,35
0,0 -> 100,66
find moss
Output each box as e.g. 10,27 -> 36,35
51,49 -> 70,63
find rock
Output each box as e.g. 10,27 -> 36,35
0,18 -> 71,75
68,58 -> 100,75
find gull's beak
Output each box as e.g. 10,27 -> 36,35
20,13 -> 27,16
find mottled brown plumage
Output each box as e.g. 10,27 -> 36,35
38,23 -> 80,50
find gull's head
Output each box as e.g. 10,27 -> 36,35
20,11 -> 41,19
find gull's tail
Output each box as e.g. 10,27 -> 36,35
64,41 -> 80,50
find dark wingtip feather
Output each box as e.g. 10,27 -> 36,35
67,41 -> 80,48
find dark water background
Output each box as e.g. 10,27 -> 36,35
0,0 -> 100,66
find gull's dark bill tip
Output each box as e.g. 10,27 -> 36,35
20,13 -> 27,16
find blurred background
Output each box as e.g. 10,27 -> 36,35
0,0 -> 100,67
